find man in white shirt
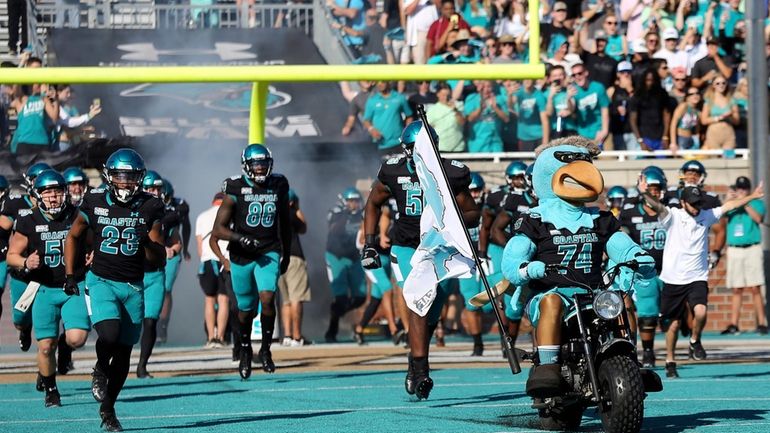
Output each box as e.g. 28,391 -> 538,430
196,192 -> 231,349
653,28 -> 688,72
638,180 -> 764,379
401,0 -> 438,64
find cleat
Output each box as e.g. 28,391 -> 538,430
525,364 -> 563,398
91,366 -> 108,402
642,349 -> 656,368
689,340 -> 707,361
232,345 -> 241,362
414,376 -> 434,400
100,409 -> 124,432
136,366 -> 154,379
256,349 -> 276,373
19,328 -> 31,352
471,344 -> 484,357
391,329 -> 406,346
44,388 -> 61,408
238,344 -> 253,379
36,373 -> 44,392
720,324 -> 740,335
757,325 -> 768,335
353,331 -> 365,345
405,354 -> 416,395
665,362 -> 679,378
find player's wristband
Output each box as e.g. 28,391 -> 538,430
365,234 -> 376,247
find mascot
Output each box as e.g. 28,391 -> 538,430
500,136 -> 657,398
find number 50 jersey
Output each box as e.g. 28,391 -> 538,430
80,190 -> 166,283
222,174 -> 290,264
376,155 -> 470,249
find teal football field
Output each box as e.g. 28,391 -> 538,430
1,343 -> 770,433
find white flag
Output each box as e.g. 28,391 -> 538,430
403,127 -> 476,317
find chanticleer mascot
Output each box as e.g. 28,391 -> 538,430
500,136 -> 657,398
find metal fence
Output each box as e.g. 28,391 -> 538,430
32,2 -> 314,35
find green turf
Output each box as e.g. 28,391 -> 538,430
1,363 -> 770,433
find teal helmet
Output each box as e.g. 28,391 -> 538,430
605,185 -> 628,208
103,148 -> 146,203
62,166 -> 89,207
340,187 -> 362,202
241,144 -> 273,184
679,160 -> 706,186
33,170 -> 68,217
469,172 -> 485,190
641,166 -> 667,191
469,172 -> 486,205
142,170 -> 165,198
0,175 -> 8,201
23,162 -> 53,192
505,161 -> 527,178
524,164 -> 535,193
162,180 -> 175,205
400,120 -> 438,158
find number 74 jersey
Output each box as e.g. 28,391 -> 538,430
222,174 -> 290,263
80,189 -> 166,283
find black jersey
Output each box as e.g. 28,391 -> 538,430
326,206 -> 362,259
1,194 -> 35,277
15,206 -> 86,286
516,210 -> 622,293
483,186 -> 511,214
80,189 -> 166,283
618,203 -> 665,273
500,190 -> 536,234
162,197 -> 189,240
664,187 -> 721,209
222,174 -> 290,264
377,156 -> 470,248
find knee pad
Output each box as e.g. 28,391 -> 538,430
638,316 -> 658,333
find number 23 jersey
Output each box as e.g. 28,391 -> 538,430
80,190 -> 166,283
515,210 -> 621,293
222,174 -> 289,264
377,156 -> 470,248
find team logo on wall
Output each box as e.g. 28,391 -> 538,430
120,83 -> 292,112
117,43 -> 257,61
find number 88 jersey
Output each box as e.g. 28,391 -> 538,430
80,189 -> 165,283
222,174 -> 289,264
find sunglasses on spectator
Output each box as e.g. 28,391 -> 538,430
714,81 -> 727,86
647,38 -> 659,44
501,42 -> 514,47
687,91 -> 700,96
674,78 -> 687,82
573,70 -> 586,76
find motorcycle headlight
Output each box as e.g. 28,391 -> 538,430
593,290 -> 623,320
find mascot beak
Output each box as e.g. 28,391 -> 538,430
551,161 -> 604,203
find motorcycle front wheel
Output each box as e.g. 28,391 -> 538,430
598,355 -> 645,433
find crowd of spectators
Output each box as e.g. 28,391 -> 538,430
336,0 -> 770,155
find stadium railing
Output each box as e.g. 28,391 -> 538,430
449,149 -> 749,163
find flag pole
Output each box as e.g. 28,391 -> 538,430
415,104 -> 521,375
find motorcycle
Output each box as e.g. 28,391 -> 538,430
517,260 -> 663,433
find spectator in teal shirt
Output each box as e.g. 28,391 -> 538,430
722,176 -> 768,335
570,63 -> 610,146
362,81 -> 413,155
427,29 -> 479,92
329,0 -> 366,48
511,79 -> 546,151
463,80 -> 509,153
540,65 -> 576,143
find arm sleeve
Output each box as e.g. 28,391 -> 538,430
501,234 -> 537,286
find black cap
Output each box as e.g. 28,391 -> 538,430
735,176 -> 751,190
681,186 -> 703,208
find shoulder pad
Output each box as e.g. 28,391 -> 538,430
386,156 -> 402,165
623,203 -> 635,210
528,211 -> 542,219
9,193 -> 22,199
229,175 -> 241,180
18,208 -> 33,217
90,187 -> 105,194
666,186 -> 678,192
511,190 -> 524,196
489,187 -> 503,194
450,160 -> 465,169
706,191 -> 718,197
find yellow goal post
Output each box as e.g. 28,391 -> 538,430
0,1 -> 544,143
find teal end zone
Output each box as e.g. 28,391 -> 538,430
1,363 -> 769,433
